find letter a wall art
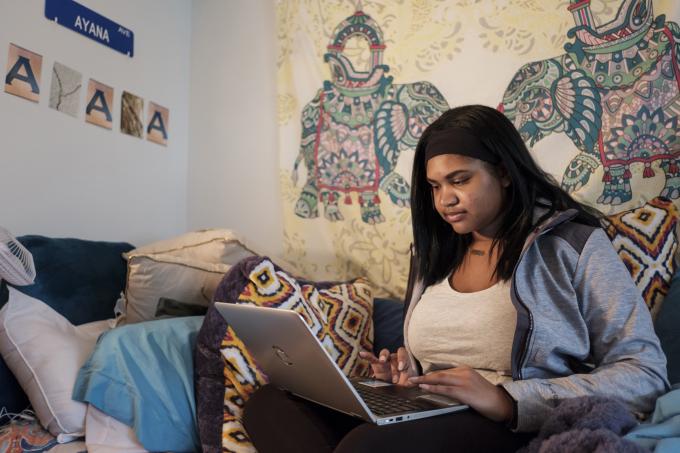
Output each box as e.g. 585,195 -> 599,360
4,43 -> 42,102
85,78 -> 113,129
147,102 -> 168,146
3,41 -> 169,145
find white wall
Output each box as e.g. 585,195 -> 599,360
0,0 -> 192,246
188,0 -> 283,257
0,0 -> 283,252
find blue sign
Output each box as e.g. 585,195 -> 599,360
45,0 -> 134,57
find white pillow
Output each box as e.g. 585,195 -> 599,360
0,287 -> 111,439
123,229 -> 256,264
124,253 -> 231,323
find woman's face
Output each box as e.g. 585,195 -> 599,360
426,154 -> 510,238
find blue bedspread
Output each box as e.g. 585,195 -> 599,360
72,316 -> 203,452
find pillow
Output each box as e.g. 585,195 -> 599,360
124,253 -> 230,323
601,197 -> 678,319
124,229 -> 255,264
0,287 -> 111,440
655,267 -> 680,385
5,235 -> 133,324
72,316 -> 203,452
0,236 -> 132,416
194,256 -> 374,453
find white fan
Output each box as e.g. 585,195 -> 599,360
0,226 -> 35,285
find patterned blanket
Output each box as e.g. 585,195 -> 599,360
0,415 -> 85,453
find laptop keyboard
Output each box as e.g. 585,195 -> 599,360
352,382 -> 428,416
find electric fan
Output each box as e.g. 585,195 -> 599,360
0,226 -> 35,285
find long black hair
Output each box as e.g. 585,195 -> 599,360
410,104 -> 601,288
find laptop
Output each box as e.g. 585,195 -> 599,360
215,302 -> 468,425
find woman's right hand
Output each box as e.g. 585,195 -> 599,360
359,347 -> 417,386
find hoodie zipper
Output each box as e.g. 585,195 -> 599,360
514,283 -> 532,380
511,209 -> 578,380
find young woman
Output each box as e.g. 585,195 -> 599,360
242,105 -> 669,452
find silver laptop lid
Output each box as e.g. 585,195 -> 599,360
214,302 -> 375,421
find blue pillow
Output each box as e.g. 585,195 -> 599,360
372,298 -> 404,354
0,236 -> 133,415
73,316 -> 203,452
656,269 -> 680,385
4,236 -> 133,325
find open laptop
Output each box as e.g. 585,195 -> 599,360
215,302 -> 468,425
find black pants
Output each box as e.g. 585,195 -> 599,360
243,384 -> 535,453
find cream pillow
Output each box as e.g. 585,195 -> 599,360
0,287 -> 111,440
123,229 -> 255,264
124,253 -> 231,323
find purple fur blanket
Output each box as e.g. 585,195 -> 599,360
519,397 -> 648,453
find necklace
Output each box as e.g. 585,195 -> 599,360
470,249 -> 485,256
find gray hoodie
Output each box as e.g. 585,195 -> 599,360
403,209 -> 670,432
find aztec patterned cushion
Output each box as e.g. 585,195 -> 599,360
601,197 -> 678,319
194,256 -> 374,453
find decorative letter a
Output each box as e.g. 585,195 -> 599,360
86,89 -> 112,121
5,56 -> 40,94
147,111 -> 168,139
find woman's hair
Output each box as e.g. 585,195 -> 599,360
410,104 -> 601,287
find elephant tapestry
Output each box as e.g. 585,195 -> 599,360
276,0 -> 680,299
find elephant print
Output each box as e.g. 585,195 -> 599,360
292,10 -> 449,224
501,0 -> 680,207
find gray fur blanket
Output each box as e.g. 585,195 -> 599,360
519,396 -> 647,453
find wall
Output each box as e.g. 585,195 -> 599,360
188,0 -> 283,257
0,0 -> 192,245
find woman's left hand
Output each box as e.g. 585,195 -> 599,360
408,365 -> 514,423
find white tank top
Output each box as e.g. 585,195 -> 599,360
407,276 -> 517,385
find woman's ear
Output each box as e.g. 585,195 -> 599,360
498,165 -> 511,188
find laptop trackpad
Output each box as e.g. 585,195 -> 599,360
357,379 -> 392,388
357,380 -> 462,407
416,393 -> 461,406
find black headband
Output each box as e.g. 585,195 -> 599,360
424,128 -> 499,164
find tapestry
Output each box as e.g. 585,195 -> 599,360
277,0 -> 680,299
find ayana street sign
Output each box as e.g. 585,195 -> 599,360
45,0 -> 134,57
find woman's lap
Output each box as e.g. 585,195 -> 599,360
243,384 -> 534,453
